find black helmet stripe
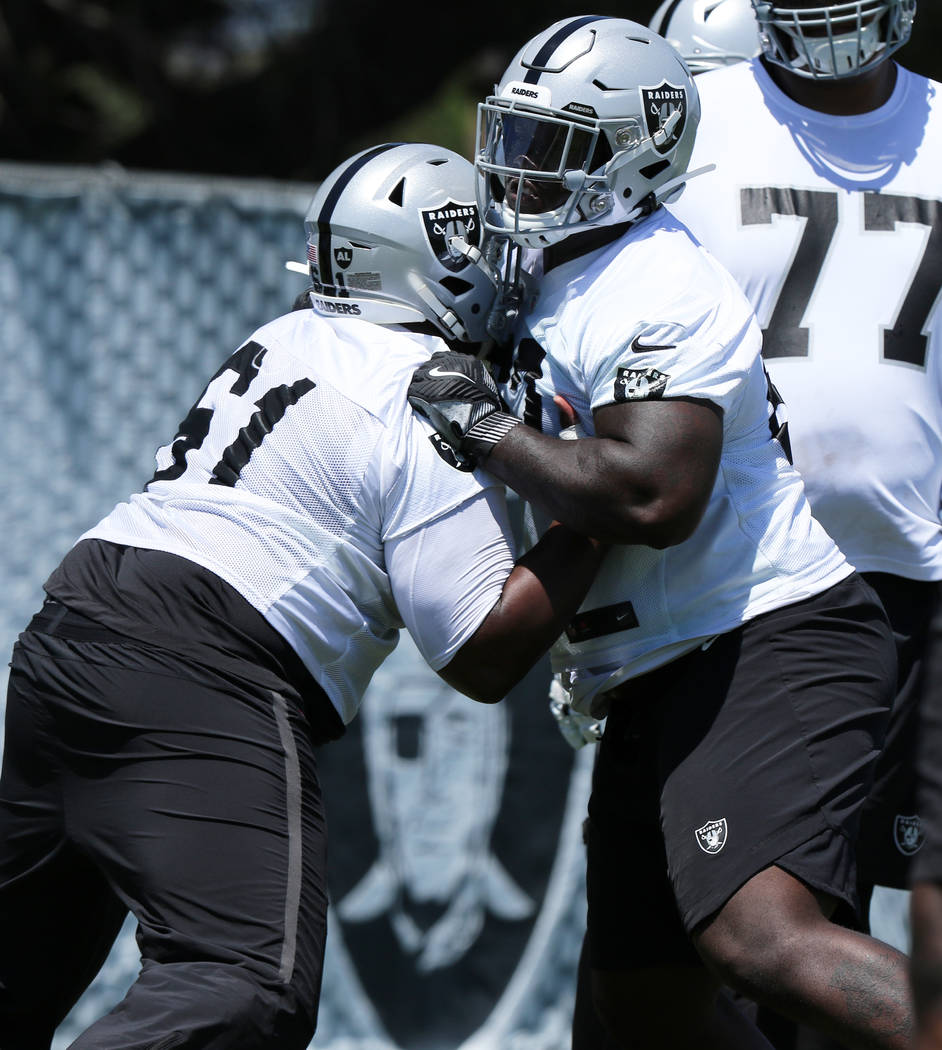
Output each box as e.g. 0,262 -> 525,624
523,15 -> 613,84
650,0 -> 685,35
317,142 -> 404,293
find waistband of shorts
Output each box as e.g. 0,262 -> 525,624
25,598 -> 346,745
27,600 -> 129,643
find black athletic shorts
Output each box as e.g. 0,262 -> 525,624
856,573 -> 940,889
585,573 -> 896,971
913,587 -> 942,885
0,605 -> 330,1047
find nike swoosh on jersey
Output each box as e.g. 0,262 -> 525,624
630,335 -> 676,353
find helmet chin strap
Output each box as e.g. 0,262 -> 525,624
652,108 -> 684,149
408,276 -> 468,341
651,163 -> 716,204
571,161 -> 716,226
448,234 -> 536,345
620,163 -> 716,222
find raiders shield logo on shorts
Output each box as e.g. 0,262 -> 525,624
894,814 -> 925,855
420,200 -> 481,273
696,818 -> 728,854
640,82 -> 687,155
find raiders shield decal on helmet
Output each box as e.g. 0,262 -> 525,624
641,82 -> 688,155
894,814 -> 925,856
696,818 -> 728,854
421,200 -> 481,272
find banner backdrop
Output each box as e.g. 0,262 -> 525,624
313,643 -> 593,1050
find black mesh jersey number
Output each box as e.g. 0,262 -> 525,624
741,188 -> 940,369
147,341 -> 317,489
209,378 -> 316,487
764,367 -> 792,463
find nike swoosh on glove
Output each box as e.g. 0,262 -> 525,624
408,351 -> 522,463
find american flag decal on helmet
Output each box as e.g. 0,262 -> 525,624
307,244 -> 318,266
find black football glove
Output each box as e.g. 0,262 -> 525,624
408,351 -> 522,463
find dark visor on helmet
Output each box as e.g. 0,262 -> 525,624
483,109 -> 609,216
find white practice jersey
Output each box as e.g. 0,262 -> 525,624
670,59 -> 942,580
507,209 -> 849,714
83,309 -> 515,723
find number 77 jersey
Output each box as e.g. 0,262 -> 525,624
670,57 -> 942,580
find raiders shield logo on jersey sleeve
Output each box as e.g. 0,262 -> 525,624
614,366 -> 670,402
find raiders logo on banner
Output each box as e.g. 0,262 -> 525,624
420,200 -> 482,273
315,631 -> 593,1049
640,81 -> 687,155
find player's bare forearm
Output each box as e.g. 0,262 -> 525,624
484,397 -> 720,547
440,523 -> 606,703
482,425 -> 667,545
407,352 -> 720,545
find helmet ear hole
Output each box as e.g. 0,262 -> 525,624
639,159 -> 670,181
439,276 -> 475,296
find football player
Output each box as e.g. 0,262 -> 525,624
663,1 -> 940,1044
0,143 -> 605,1050
409,16 -> 914,1049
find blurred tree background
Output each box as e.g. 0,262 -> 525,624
0,0 -> 939,184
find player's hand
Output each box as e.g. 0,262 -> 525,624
408,351 -> 522,463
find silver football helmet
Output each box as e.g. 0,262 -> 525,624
650,0 -> 761,74
300,143 -> 502,344
476,16 -> 702,248
752,0 -> 916,79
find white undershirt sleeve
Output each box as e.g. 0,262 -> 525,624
386,486 -> 517,671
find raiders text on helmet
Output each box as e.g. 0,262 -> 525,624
649,0 -> 762,74
475,16 -> 702,247
751,0 -> 916,79
301,143 -> 500,343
